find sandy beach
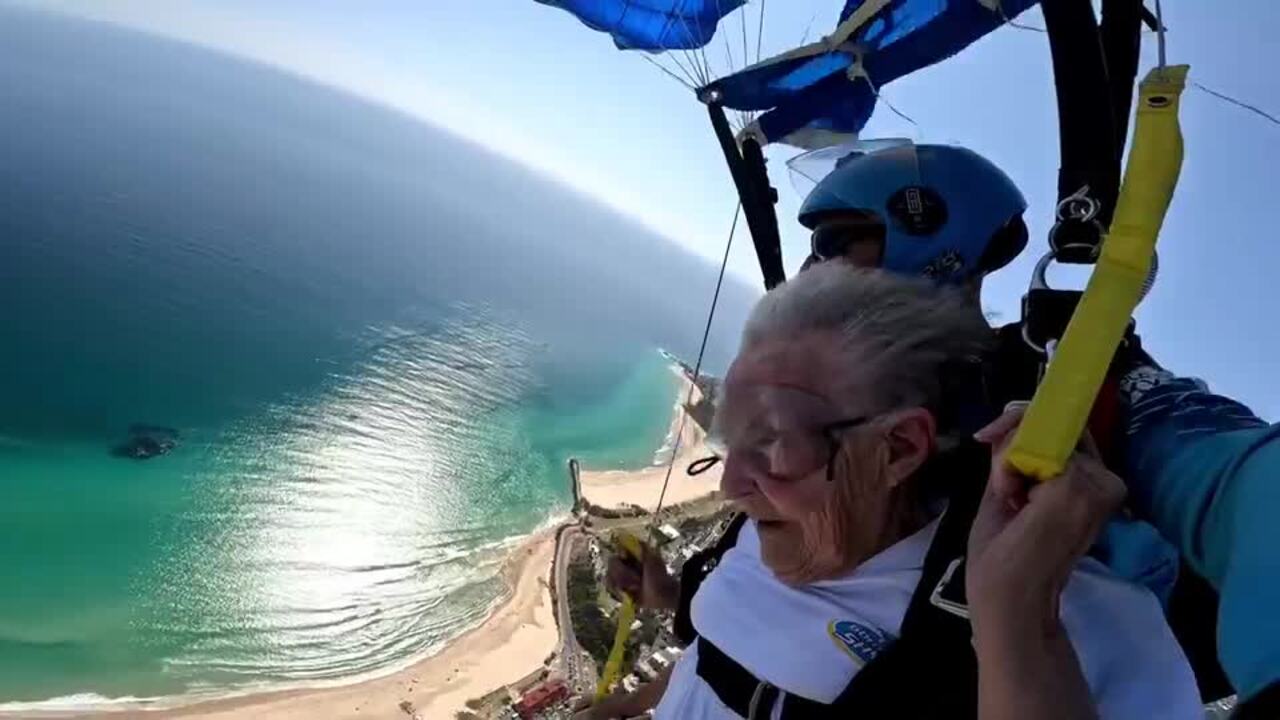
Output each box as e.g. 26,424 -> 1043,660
86,531 -> 561,720
579,373 -> 722,512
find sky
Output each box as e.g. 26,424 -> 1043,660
11,0 -> 1280,414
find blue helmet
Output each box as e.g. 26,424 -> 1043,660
797,143 -> 1029,283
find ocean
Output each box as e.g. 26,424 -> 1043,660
0,7 -> 756,708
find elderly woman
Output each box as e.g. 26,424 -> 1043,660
647,264 -> 1201,719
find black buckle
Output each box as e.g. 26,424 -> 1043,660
1021,287 -> 1084,355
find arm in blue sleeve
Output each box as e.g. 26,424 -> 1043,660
1119,365 -> 1280,699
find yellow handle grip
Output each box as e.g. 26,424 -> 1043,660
595,531 -> 644,700
595,596 -> 638,701
1007,65 -> 1189,481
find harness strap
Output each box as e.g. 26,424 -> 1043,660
675,513 -> 749,646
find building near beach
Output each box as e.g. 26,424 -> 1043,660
514,678 -> 569,719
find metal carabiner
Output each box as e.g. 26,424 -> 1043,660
1022,244 -> 1100,355
1028,244 -> 1100,292
1048,186 -> 1106,255
1057,185 -> 1101,223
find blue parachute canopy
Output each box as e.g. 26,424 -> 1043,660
536,0 -> 746,51
706,0 -> 1040,145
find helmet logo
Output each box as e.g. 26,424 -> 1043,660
887,186 -> 947,236
905,188 -> 924,215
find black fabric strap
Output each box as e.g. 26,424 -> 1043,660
1099,0 -> 1144,162
697,637 -> 779,719
696,636 -> 871,720
1040,0 -> 1120,262
675,513 -> 749,646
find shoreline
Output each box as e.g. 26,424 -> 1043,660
39,529 -> 560,720
578,372 -> 722,512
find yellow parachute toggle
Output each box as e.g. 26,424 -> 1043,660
1007,64 -> 1190,481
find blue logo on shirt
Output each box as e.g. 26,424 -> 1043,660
828,620 -> 892,667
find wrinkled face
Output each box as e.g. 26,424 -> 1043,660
713,331 -> 930,585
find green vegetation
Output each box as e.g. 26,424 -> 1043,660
568,552 -> 614,666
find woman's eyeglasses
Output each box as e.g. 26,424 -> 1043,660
691,416 -> 870,483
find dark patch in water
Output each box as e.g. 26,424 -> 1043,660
111,424 -> 179,460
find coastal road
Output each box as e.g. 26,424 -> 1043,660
554,524 -> 597,695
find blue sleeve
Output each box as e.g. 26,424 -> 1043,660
1119,365 -> 1280,699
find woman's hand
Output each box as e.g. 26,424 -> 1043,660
604,541 -> 679,612
968,406 -> 1126,637
571,696 -> 625,720
573,664 -> 674,719
966,406 -> 1126,720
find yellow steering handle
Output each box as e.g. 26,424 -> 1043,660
1007,64 -> 1190,481
595,531 -> 644,701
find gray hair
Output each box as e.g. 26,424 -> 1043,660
741,263 -> 991,427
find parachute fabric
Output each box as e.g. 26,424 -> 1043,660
535,0 -> 745,51
706,0 -> 1040,146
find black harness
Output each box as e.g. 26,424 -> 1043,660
675,435 -> 1237,718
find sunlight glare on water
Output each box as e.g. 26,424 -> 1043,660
144,312 -> 557,684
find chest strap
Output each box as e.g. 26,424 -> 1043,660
675,513 -> 749,646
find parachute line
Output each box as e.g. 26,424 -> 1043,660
995,1 -> 1047,33
880,94 -> 920,131
1004,17 -> 1047,33
862,74 -> 920,133
1153,0 -> 1167,68
652,202 -> 740,519
720,39 -> 750,132
755,0 -> 767,65
798,10 -> 819,46
670,11 -> 710,84
667,51 -> 703,89
641,54 -> 697,91
1192,81 -> 1280,128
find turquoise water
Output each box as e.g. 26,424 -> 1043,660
0,8 -> 754,706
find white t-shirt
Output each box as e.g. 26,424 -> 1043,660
654,519 -> 1203,719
